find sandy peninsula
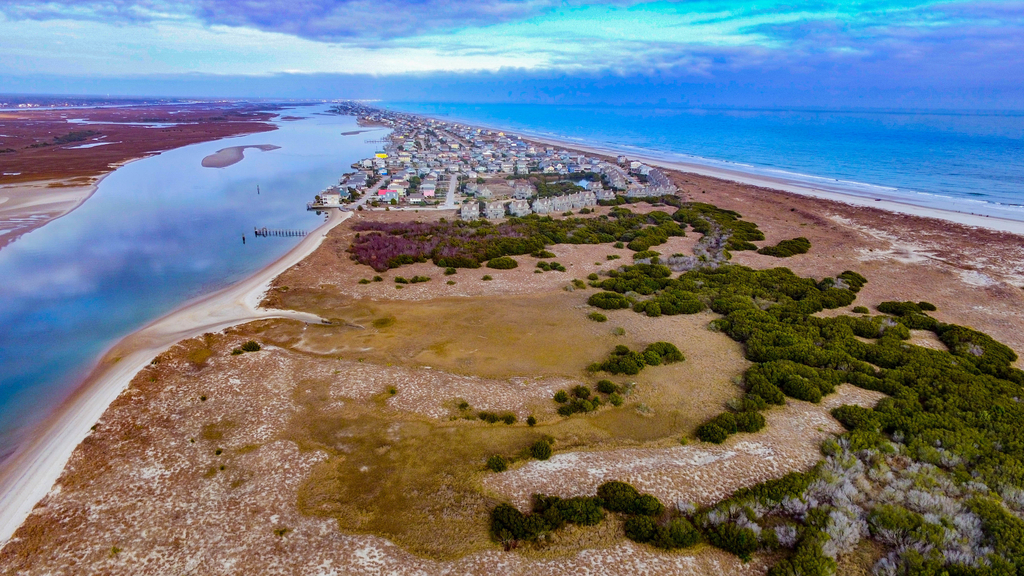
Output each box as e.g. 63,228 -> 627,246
0,209 -> 346,543
201,144 -> 281,168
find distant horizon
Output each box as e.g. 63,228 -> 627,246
3,93 -> 1023,115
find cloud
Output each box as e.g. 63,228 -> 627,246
1,0 -> 626,40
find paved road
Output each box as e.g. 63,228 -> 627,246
443,175 -> 458,209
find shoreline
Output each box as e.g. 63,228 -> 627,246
0,208 -> 350,544
529,135 -> 1024,236
403,111 -> 1024,236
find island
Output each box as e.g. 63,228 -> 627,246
1,103 -> 1022,576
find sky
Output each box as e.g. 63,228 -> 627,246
1,1 -> 1022,108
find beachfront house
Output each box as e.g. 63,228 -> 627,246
532,197 -> 554,214
460,201 -> 480,220
484,201 -> 506,219
508,199 -> 531,217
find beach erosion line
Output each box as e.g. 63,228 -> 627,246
0,208 -> 349,544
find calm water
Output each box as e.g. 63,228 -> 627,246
387,103 -> 1024,220
0,105 -> 383,457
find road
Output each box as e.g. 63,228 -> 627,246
443,175 -> 458,209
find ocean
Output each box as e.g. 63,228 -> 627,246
385,103 -> 1024,221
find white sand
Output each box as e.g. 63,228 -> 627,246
0,209 -> 349,544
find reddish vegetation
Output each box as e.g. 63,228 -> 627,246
0,103 -> 287,184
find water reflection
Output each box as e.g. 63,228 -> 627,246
0,105 -> 383,456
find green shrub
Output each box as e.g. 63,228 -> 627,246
735,411 -> 766,433
444,267 -> 457,275
572,385 -> 591,399
410,275 -> 430,283
588,312 -> 608,322
531,249 -> 555,258
917,301 -> 937,311
588,292 -> 632,310
658,518 -> 701,549
587,273 -> 600,281
696,423 -> 729,443
624,515 -> 657,543
530,440 -> 553,460
487,454 -> 509,472
482,275 -> 493,281
614,242 -> 625,249
609,393 -> 624,406
852,306 -> 869,314
553,390 -> 569,403
240,340 -> 261,352
598,481 -> 641,513
596,380 -> 619,394
395,276 -> 409,284
607,254 -> 621,260
706,523 -> 761,561
527,415 -> 537,426
487,256 -> 519,269
757,237 -> 811,257
358,278 -> 371,284
372,276 -> 383,282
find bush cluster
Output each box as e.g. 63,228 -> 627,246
487,256 -> 518,269
590,342 -> 684,375
757,237 -> 811,257
348,210 -> 686,272
478,411 -> 517,425
536,261 -> 566,272
492,481 -> 700,550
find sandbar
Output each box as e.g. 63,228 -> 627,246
0,208 -> 347,542
201,144 -> 281,168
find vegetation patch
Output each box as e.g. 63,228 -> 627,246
589,342 -> 684,375
347,210 -> 684,271
757,236 -> 811,257
486,256 -> 518,270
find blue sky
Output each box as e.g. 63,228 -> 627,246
1,1 -> 1022,107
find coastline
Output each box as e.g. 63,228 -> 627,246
0,208 -> 350,544
528,134 -> 1024,236
403,111 -> 1024,236
0,153 -> 149,252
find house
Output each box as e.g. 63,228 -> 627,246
460,201 -> 480,220
484,201 -> 505,219
377,189 -> 400,203
568,190 -> 597,209
320,189 -> 342,206
596,189 -> 617,201
407,193 -> 425,204
508,199 -> 531,217
512,181 -> 534,200
532,197 -> 553,214
551,195 -> 571,212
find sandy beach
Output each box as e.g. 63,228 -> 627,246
0,208 -> 348,543
421,117 -> 1024,236
0,178 -> 100,251
201,144 -> 281,168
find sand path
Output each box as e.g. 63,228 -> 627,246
0,208 -> 348,543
